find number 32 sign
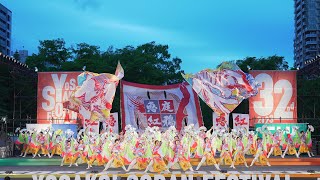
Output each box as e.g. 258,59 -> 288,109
249,71 -> 297,126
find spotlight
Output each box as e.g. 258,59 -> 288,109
34,67 -> 38,72
82,65 -> 86,71
1,116 -> 7,124
247,65 -> 252,70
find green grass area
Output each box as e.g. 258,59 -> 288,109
0,158 -> 61,166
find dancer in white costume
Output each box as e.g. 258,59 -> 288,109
196,137 -> 220,171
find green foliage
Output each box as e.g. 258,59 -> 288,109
236,55 -> 289,73
26,39 -> 184,120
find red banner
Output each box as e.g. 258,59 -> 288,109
37,72 -> 81,124
249,71 -> 297,126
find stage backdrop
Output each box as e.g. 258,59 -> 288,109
121,81 -> 203,131
255,123 -> 307,138
37,72 -> 81,124
249,71 -> 297,126
26,124 -> 78,137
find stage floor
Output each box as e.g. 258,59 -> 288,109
0,156 -> 319,179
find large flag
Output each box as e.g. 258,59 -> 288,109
37,72 -> 81,124
212,112 -> 229,129
121,81 -> 203,131
249,70 -> 297,126
64,62 -> 124,123
182,62 -> 260,116
232,113 -> 249,131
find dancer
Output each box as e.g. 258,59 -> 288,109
196,137 -> 220,171
126,142 -> 148,171
167,139 -> 194,172
281,133 -> 298,158
144,140 -> 168,173
61,139 -> 76,167
244,132 -> 256,156
250,138 -> 271,167
297,131 -> 311,158
230,137 -> 248,169
33,131 -> 50,158
267,131 -> 282,158
15,128 -> 27,157
73,139 -> 87,165
49,134 -> 62,158
218,138 -> 233,167
306,125 -> 315,157
103,139 -> 127,171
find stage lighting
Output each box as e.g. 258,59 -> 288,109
247,65 -> 251,70
1,116 -> 7,124
35,67 -> 38,72
5,171 -> 12,174
82,65 -> 86,71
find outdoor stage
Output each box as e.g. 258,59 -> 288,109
0,156 -> 319,179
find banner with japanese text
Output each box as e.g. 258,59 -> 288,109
232,113 -> 249,131
37,72 -> 81,124
212,112 -> 229,129
83,119 -> 100,133
249,71 -> 297,126
121,81 -> 203,131
102,112 -> 119,134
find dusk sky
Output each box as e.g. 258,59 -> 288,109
2,0 -> 294,73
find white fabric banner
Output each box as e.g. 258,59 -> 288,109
102,112 -> 119,134
212,112 -> 229,129
26,124 -> 51,133
232,113 -> 249,131
83,119 -> 99,133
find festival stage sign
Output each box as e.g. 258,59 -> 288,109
249,71 -> 297,126
232,113 -> 249,131
37,72 -> 81,124
102,112 -> 119,134
121,81 -> 203,131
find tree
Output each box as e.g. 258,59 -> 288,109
72,43 -> 101,60
236,55 -> 289,73
26,38 -> 71,71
